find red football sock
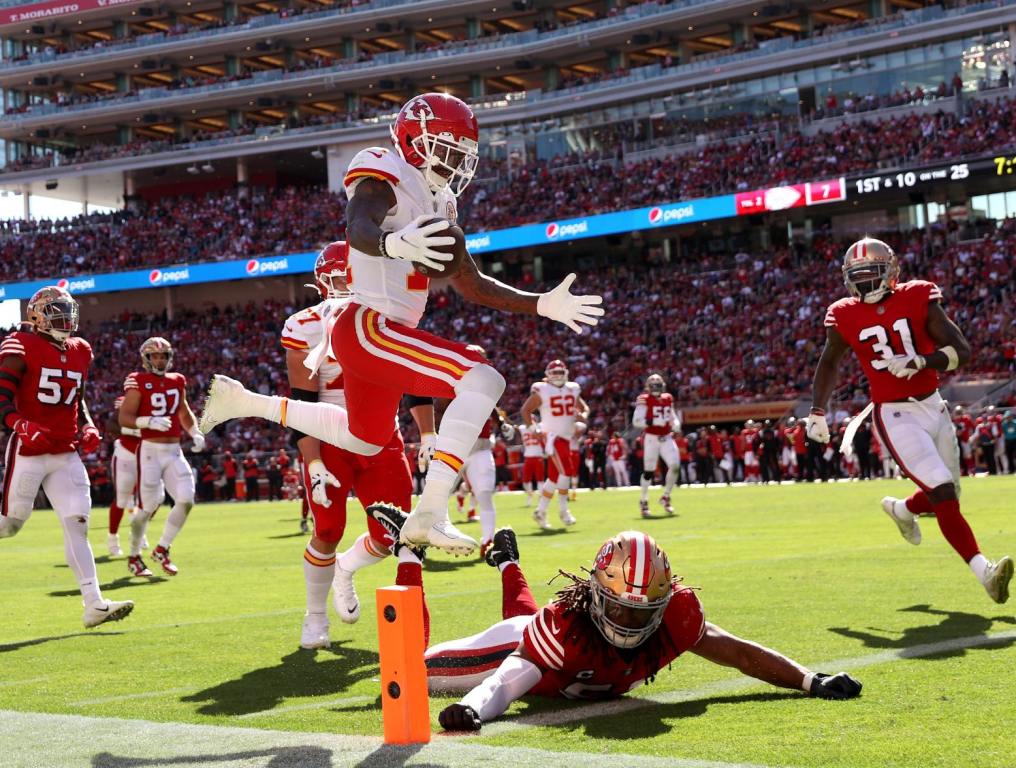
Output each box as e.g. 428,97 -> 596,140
109,503 -> 124,534
904,490 -> 933,516
501,563 -> 539,620
932,499 -> 980,562
396,561 -> 430,648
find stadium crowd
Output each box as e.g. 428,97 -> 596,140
4,94 -> 1016,282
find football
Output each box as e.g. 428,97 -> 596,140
415,218 -> 467,278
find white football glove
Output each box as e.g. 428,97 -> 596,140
136,416 -> 172,432
383,215 -> 456,273
886,354 -> 926,380
806,411 -> 831,444
190,431 -> 206,453
536,273 -> 604,334
308,459 -> 341,508
418,432 -> 437,474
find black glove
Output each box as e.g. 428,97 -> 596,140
439,703 -> 482,732
809,672 -> 862,700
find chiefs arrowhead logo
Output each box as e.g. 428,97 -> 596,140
545,223 -> 559,239
149,269 -> 162,285
648,207 -> 663,224
56,279 -> 69,290
245,259 -> 259,275
404,97 -> 434,122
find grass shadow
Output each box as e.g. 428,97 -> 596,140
0,631 -> 124,653
352,744 -> 427,768
92,746 -> 332,768
267,532 -> 308,540
49,575 -> 167,597
180,641 -> 379,716
828,603 -> 1016,660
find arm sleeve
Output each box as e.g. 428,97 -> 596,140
459,653 -> 543,723
404,394 -> 434,408
0,335 -> 25,429
288,387 -> 319,444
632,402 -> 648,429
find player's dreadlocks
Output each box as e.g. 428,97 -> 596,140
549,569 -> 696,687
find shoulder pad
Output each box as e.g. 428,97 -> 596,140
344,147 -> 401,193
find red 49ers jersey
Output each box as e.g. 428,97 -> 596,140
637,392 -> 676,436
0,331 -> 92,456
124,371 -> 188,440
522,586 -> 705,699
608,437 -> 626,460
825,280 -> 942,403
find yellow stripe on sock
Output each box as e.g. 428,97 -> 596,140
433,450 -> 463,472
304,551 -> 335,567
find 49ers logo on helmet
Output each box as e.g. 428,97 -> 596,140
405,97 -> 435,122
595,541 -> 614,571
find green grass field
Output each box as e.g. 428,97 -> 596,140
2,478 -> 1015,768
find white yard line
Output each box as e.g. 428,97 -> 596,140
3,627 -> 1013,768
234,695 -> 375,719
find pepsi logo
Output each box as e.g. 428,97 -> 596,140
649,207 -> 663,224
149,269 -> 161,284
56,279 -> 69,290
545,223 -> 559,239
245,259 -> 259,275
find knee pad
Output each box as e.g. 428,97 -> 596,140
642,471 -> 654,482
0,517 -> 25,538
455,364 -> 506,400
556,476 -> 570,491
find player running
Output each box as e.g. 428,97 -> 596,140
633,373 -> 681,517
200,92 -> 602,556
517,418 -> 546,506
401,522 -> 861,730
119,337 -> 204,577
520,359 -> 588,530
105,395 -> 144,557
0,287 -> 134,628
607,431 -> 629,487
808,237 -> 1012,603
280,242 -> 436,649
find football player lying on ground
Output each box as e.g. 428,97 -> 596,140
365,504 -> 861,732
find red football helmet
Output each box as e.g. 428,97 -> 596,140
311,241 -> 350,299
390,93 -> 479,196
545,359 -> 568,387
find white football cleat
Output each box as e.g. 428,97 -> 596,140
199,374 -> 251,433
332,563 -> 360,624
533,507 -> 552,531
107,533 -> 122,558
401,510 -> 477,556
300,613 -> 330,649
559,509 -> 577,526
881,496 -> 921,545
982,556 -> 1013,604
83,599 -> 134,628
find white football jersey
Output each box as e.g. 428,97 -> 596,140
280,298 -> 348,407
530,381 -> 582,441
343,146 -> 458,328
519,424 -> 545,458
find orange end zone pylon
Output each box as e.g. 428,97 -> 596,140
376,585 -> 431,744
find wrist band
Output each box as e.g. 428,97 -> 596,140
810,407 -> 825,416
941,345 -> 959,371
378,231 -> 392,259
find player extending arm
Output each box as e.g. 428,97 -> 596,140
808,237 -> 1010,604
430,529 -> 861,732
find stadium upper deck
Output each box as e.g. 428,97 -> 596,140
1,0 -> 1012,211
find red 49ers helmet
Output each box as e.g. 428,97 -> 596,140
390,93 -> 479,197
310,241 -> 350,299
545,359 -> 568,386
842,237 -> 899,304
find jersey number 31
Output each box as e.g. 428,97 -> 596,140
859,319 -> 916,370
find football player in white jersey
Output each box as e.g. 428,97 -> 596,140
201,93 -> 603,557
520,359 -> 588,529
281,242 -> 438,649
517,418 -> 547,506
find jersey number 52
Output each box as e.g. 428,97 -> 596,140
549,394 -> 576,417
859,319 -> 917,370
